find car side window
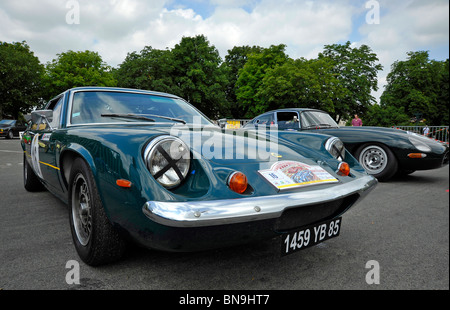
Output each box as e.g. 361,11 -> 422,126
276,112 -> 300,130
47,96 -> 64,129
254,114 -> 274,126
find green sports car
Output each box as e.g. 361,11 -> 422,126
21,87 -> 377,266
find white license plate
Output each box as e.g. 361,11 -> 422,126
281,217 -> 342,256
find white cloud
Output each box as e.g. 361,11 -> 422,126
0,0 -> 448,103
357,0 -> 449,100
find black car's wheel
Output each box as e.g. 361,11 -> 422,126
23,154 -> 45,192
68,157 -> 127,266
7,130 -> 14,139
355,143 -> 398,181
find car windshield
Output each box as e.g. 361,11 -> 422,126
70,91 -> 213,126
300,111 -> 339,129
0,120 -> 15,125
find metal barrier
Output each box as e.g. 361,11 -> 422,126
392,126 -> 449,144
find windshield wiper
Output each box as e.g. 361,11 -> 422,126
143,114 -> 186,124
304,124 -> 333,129
101,113 -> 186,124
101,113 -> 155,122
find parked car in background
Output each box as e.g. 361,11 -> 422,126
0,119 -> 27,139
243,108 -> 449,181
21,87 -> 377,266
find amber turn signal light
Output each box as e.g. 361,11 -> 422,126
408,153 -> 427,158
228,171 -> 248,194
337,162 -> 350,176
116,179 -> 133,188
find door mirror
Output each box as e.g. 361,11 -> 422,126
31,110 -> 54,131
31,110 -> 53,124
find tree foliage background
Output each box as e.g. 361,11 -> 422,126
1,35 -> 448,126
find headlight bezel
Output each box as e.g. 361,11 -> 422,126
325,137 -> 346,161
143,135 -> 191,189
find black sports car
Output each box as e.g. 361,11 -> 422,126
0,119 -> 27,139
242,108 -> 449,181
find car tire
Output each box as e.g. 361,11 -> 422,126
7,131 -> 14,139
23,154 -> 46,192
68,157 -> 127,266
355,143 -> 398,182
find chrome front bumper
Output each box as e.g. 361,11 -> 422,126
142,175 -> 377,228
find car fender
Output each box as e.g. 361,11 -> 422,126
60,142 -> 98,190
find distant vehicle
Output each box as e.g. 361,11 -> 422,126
243,108 -> 449,181
0,119 -> 27,139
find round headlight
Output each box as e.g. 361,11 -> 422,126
408,135 -> 432,153
325,137 -> 345,161
143,136 -> 190,188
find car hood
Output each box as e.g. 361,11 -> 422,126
58,123 -> 366,203
166,125 -> 335,167
0,124 -> 12,129
62,123 -> 342,171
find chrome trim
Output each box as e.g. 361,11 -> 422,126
142,175 -> 377,227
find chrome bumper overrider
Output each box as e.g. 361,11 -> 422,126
142,175 -> 377,228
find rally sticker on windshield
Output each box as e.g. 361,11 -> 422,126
258,161 -> 338,190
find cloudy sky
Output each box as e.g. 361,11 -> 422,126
0,0 -> 448,101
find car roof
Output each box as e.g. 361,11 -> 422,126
253,108 -> 327,118
62,87 -> 182,100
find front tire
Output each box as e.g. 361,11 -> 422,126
68,158 -> 126,266
355,143 -> 398,182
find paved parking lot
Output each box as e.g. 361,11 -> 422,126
0,138 -> 448,292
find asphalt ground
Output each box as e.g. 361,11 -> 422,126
0,138 -> 448,293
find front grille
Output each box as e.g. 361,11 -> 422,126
275,194 -> 359,231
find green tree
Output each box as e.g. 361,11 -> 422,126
115,46 -> 174,94
42,50 -> 117,100
170,35 -> 228,118
221,45 -> 263,118
381,51 -> 449,125
364,104 -> 410,127
258,57 -> 349,117
235,44 -> 289,118
0,41 -> 44,118
318,41 -> 383,122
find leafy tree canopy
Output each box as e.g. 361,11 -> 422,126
381,51 -> 449,125
235,44 -> 289,118
318,41 -> 383,122
0,41 -> 44,118
42,50 -> 117,101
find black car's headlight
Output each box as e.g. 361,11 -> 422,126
143,136 -> 190,188
325,137 -> 345,161
407,134 -> 432,152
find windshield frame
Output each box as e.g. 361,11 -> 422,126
300,110 -> 339,130
65,89 -> 214,127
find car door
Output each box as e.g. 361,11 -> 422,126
13,120 -> 27,137
246,113 -> 276,130
27,96 -> 65,193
